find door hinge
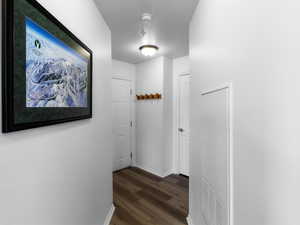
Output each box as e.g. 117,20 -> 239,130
130,121 -> 133,127
130,89 -> 133,95
130,152 -> 133,160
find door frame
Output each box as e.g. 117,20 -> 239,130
173,73 -> 191,175
112,77 -> 135,170
200,82 -> 233,225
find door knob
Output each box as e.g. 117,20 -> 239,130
178,128 -> 184,132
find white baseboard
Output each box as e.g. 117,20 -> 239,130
131,160 -> 137,167
135,165 -> 175,178
187,215 -> 194,225
103,204 -> 115,225
163,169 -> 175,177
187,214 -> 207,225
135,164 -> 164,177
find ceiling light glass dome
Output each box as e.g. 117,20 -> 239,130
139,13 -> 159,57
139,44 -> 159,57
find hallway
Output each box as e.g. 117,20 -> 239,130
110,167 -> 189,225
1,0 -> 299,225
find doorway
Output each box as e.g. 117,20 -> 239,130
178,74 -> 191,176
112,78 -> 133,171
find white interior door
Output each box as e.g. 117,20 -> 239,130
178,75 -> 191,176
200,85 -> 231,225
112,79 -> 132,171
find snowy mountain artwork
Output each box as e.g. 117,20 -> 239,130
3,0 -> 93,132
26,17 -> 88,108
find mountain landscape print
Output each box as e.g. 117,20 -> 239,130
26,17 -> 88,108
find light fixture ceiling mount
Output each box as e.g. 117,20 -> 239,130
139,44 -> 159,57
139,13 -> 159,57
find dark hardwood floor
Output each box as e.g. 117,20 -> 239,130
110,167 -> 189,225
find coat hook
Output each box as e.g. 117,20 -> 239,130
136,93 -> 162,100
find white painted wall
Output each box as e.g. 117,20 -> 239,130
112,59 -> 135,81
136,57 -> 164,176
135,57 -> 173,176
173,56 -> 190,76
189,0 -> 300,225
172,56 -> 190,173
163,57 -> 173,174
0,1 -> 113,224
112,59 -> 136,166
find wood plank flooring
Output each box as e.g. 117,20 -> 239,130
110,167 -> 189,225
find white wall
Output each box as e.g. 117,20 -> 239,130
173,56 -> 190,76
163,57 -> 173,174
189,0 -> 300,225
112,59 -> 135,81
0,1 -> 113,224
135,56 -> 173,176
172,56 -> 190,173
136,57 -> 164,176
112,59 -> 136,165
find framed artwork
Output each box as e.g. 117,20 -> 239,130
2,0 -> 93,133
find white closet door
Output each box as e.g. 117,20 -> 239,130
112,79 -> 131,171
178,75 -> 191,176
200,85 -> 231,225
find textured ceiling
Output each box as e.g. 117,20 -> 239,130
94,0 -> 199,64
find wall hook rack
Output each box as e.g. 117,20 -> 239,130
136,93 -> 162,100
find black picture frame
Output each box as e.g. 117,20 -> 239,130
2,0 -> 93,133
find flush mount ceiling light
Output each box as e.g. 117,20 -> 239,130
139,44 -> 159,57
139,13 -> 159,57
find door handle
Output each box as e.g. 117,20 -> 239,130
178,128 -> 184,132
